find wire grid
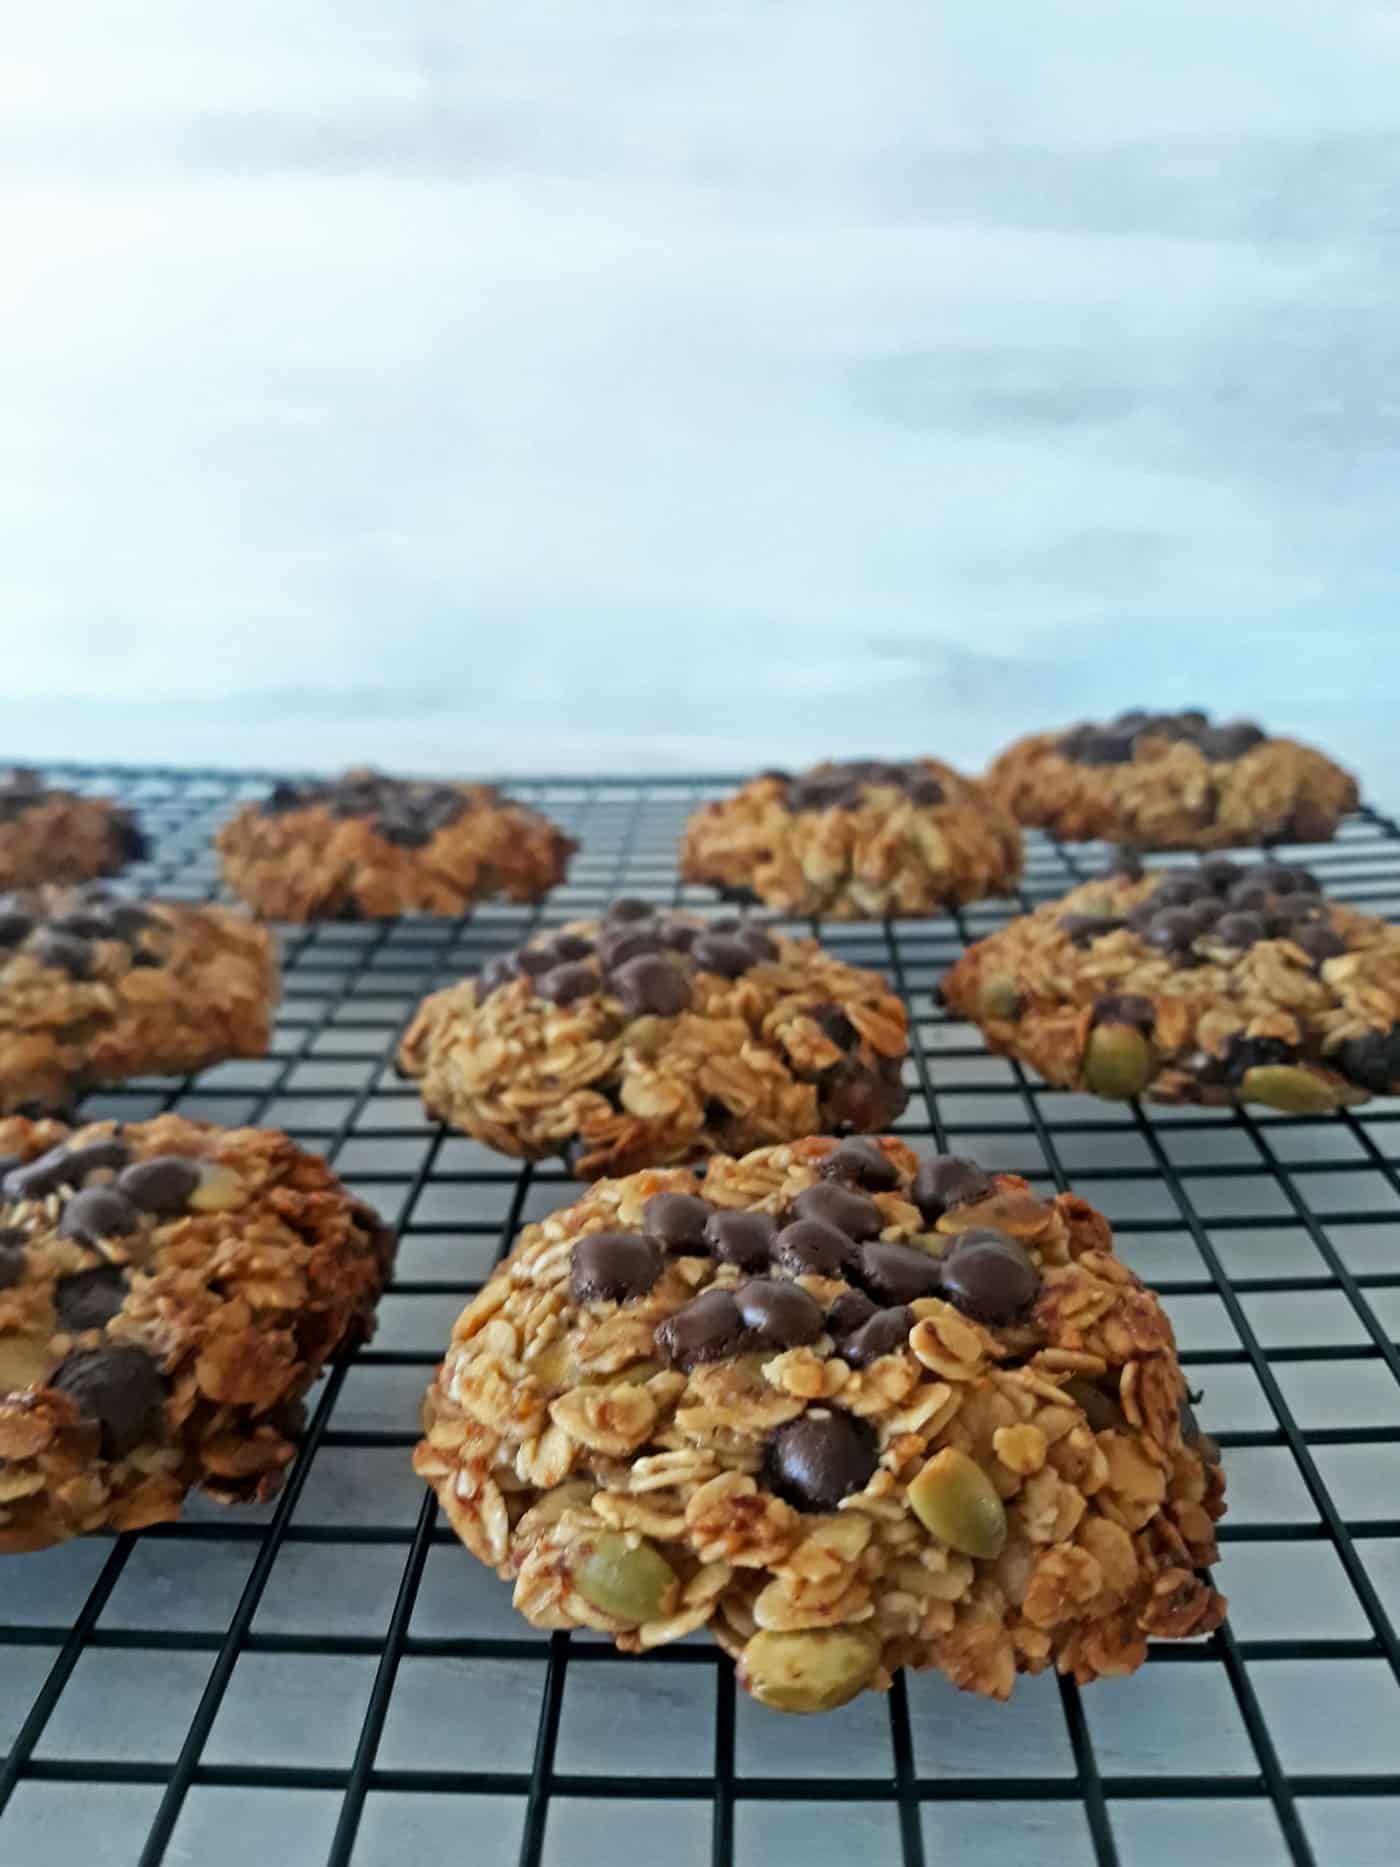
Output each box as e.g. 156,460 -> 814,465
2,766 -> 1400,1867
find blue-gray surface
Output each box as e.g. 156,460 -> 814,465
3,2 -> 1398,792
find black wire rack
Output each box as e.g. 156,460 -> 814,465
3,765 -> 1400,1867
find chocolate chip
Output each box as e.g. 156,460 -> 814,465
599,927 -> 665,968
262,783 -> 305,814
704,1209 -> 776,1271
29,930 -> 93,978
911,1154 -> 993,1223
1213,911 -> 1266,950
1146,907 -> 1203,954
569,1231 -> 661,1304
1200,857 -> 1242,893
739,927 -> 778,963
1226,878 -> 1273,912
1337,1029 -> 1400,1094
809,1003 -> 859,1051
58,1186 -> 139,1245
788,774 -> 864,811
1198,721 -> 1266,760
790,1182 -> 883,1241
643,1192 -> 713,1253
3,1138 -> 129,1203
939,1228 -> 1040,1324
606,898 -> 654,923
1060,913 -> 1127,948
771,1218 -> 857,1279
1064,727 -> 1136,766
840,1305 -> 915,1368
820,1137 -> 898,1192
826,1289 -> 877,1337
654,1288 -> 745,1368
766,1410 -> 878,1512
690,933 -> 754,979
612,953 -> 691,1017
53,1265 -> 129,1331
50,1346 -> 165,1460
1090,993 -> 1156,1034
513,945 -> 560,978
1291,924 -> 1346,964
539,962 -> 599,1006
1221,1033 -> 1296,1082
476,956 -> 517,997
112,815 -> 149,862
1256,862 -> 1305,895
0,1230 -> 26,1289
1151,875 -> 1211,909
906,776 -> 945,806
657,917 -> 699,952
417,788 -> 468,830
821,1055 -> 909,1133
106,901 -> 156,938
374,814 -> 432,848
0,906 -> 36,946
550,932 -> 596,962
118,1155 -> 202,1216
61,1139 -> 131,1180
735,1279 -> 825,1350
855,1241 -> 943,1305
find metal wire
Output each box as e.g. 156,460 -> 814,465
2,765 -> 1399,1867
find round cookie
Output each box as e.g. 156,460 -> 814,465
985,711 -> 1358,850
941,856 -> 1400,1109
0,1115 -> 393,1550
0,883 -> 278,1115
678,760 -> 1023,920
217,769 -> 576,920
415,1135 -> 1225,1711
397,904 -> 910,1176
0,769 -> 147,890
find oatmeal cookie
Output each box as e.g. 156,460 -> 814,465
679,760 -> 1022,920
0,1114 -> 393,1550
415,1135 -> 1225,1711
986,711 -> 1358,850
941,856 -> 1400,1109
217,769 -> 575,920
0,769 -> 147,890
1,883 -> 278,1115
398,902 -> 909,1176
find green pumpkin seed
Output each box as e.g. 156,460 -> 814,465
1082,1024 -> 1156,1100
979,976 -> 1023,1022
572,1533 -> 677,1624
1239,1064 -> 1344,1113
739,1627 -> 882,1714
908,1447 -> 1007,1558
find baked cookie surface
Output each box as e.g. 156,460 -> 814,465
217,769 -> 575,920
985,711 -> 1358,850
0,769 -> 147,890
398,904 -> 910,1177
941,856 -> 1400,1109
0,884 -> 278,1114
0,1115 -> 393,1551
679,761 -> 1022,920
415,1135 -> 1225,1711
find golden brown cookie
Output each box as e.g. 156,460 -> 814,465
0,769 -> 147,889
0,1115 -> 393,1551
415,1134 -> 1225,1711
398,903 -> 909,1176
0,884 -> 277,1115
679,760 -> 1022,920
217,769 -> 575,920
985,711 -> 1358,850
941,855 -> 1400,1109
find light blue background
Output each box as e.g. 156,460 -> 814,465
3,2 -> 1397,789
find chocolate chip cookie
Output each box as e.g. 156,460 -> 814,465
0,769 -> 147,890
217,769 -> 576,920
679,761 -> 1023,920
0,884 -> 278,1114
986,711 -> 1358,850
415,1135 -> 1225,1711
942,856 -> 1400,1109
0,1115 -> 392,1550
398,903 -> 909,1176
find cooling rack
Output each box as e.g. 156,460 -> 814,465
2,765 -> 1399,1867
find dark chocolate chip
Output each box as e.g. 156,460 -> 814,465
599,927 -> 665,969
549,932 -> 596,962
1255,862 -> 1305,895
642,1192 -> 713,1253
3,1138 -> 129,1203
690,933 -> 755,979
911,1154 -> 993,1223
771,1218 -> 857,1279
1291,924 -> 1346,964
1065,728 -> 1137,766
569,1231 -> 661,1305
1221,1033 -> 1296,1082
417,788 -> 468,830
28,930 -> 93,978
49,1346 -> 165,1460
513,945 -> 560,978
1226,878 -> 1273,912
0,1230 -> 26,1289
939,1228 -> 1040,1324
657,917 -> 699,952
1199,857 -> 1242,893
707,916 -> 743,934
704,1209 -> 776,1272
1060,913 -> 1127,948
788,774 -> 865,811
262,783 -> 306,814
840,1305 -> 915,1368
766,1410 -> 878,1512
856,1241 -> 943,1305
809,1003 -> 859,1051
739,926 -> 778,963
612,953 -> 691,1017
53,1265 -> 129,1331
1151,875 -> 1212,909
820,1137 -> 898,1191
130,949 -> 165,969
1337,1029 -> 1400,1094
606,898 -> 655,923
118,1155 -> 202,1216
58,1186 -> 139,1245
112,815 -> 149,862
1090,993 -> 1156,1034
906,776 -> 945,805
654,1288 -> 745,1369
789,1181 -> 883,1241
1213,911 -> 1267,950
821,1055 -> 909,1133
106,901 -> 156,938
826,1288 -> 877,1337
374,814 -> 432,848
538,962 -> 599,1006
1198,721 -> 1266,760
735,1278 -> 825,1350
476,956 -> 518,997
0,907 -> 35,946
1145,907 -> 1203,954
